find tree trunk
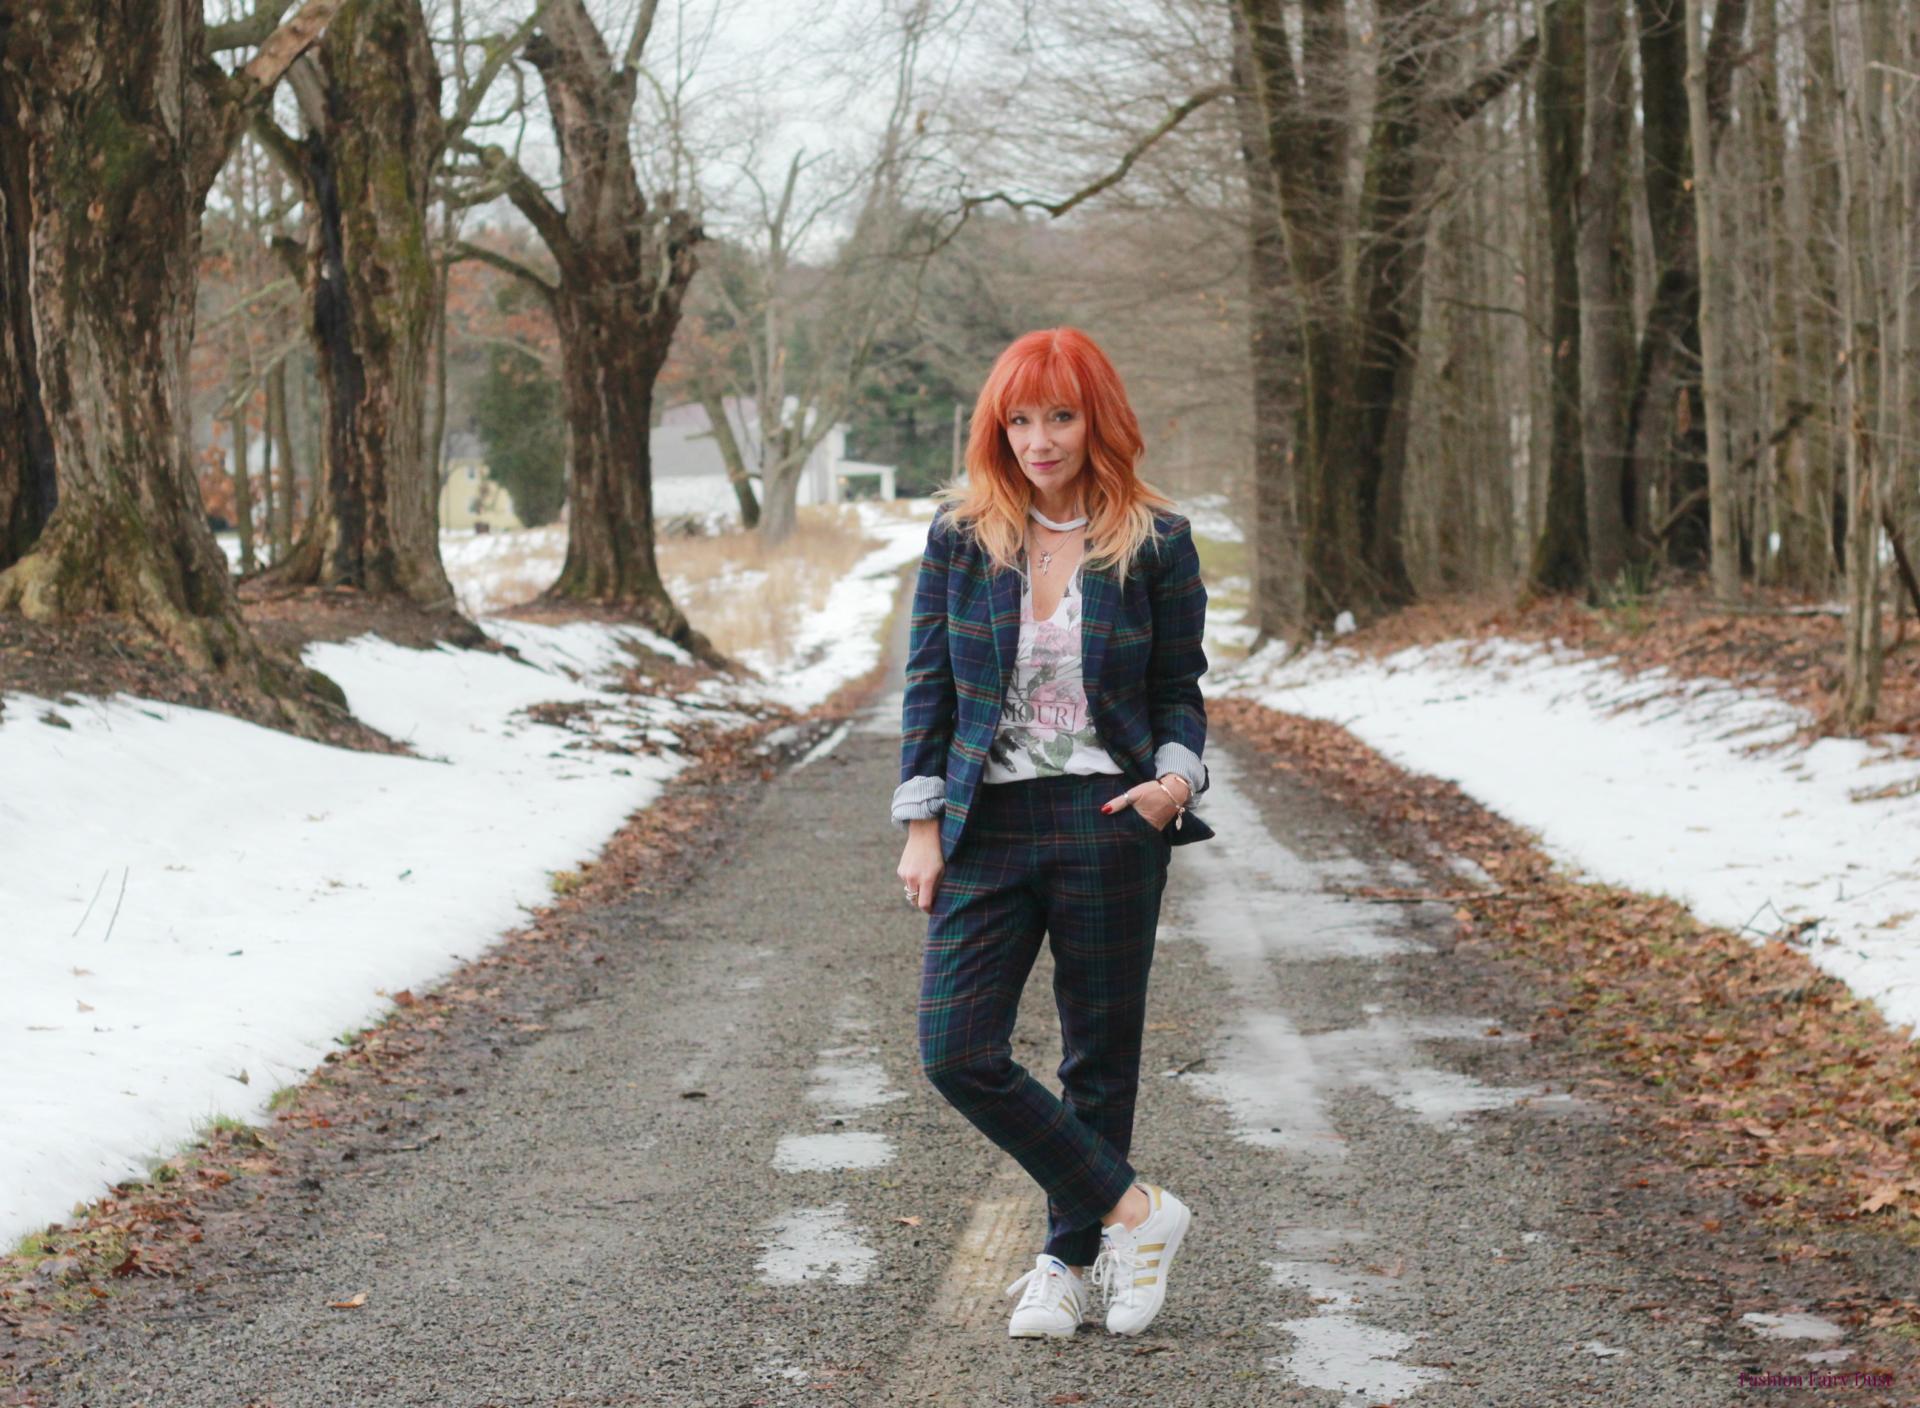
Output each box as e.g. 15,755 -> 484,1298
0,88 -> 55,571
490,2 -> 714,661
1752,0 -> 1808,589
258,383 -> 278,566
1835,0 -> 1886,725
230,390 -> 257,574
1237,0 -> 1362,627
1531,0 -> 1588,593
1347,0 -> 1438,609
267,357 -> 299,555
1685,0 -> 1738,603
548,277 -> 678,625
1627,0 -> 1751,571
698,388 -> 761,529
1228,0 -> 1305,644
261,0 -> 466,631
0,0 -> 344,714
1237,0 -> 1532,626
0,4 -> 287,680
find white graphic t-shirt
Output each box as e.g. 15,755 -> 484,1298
982,544 -> 1125,784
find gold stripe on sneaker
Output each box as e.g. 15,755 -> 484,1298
1138,1243 -> 1165,1252
1133,1276 -> 1158,1286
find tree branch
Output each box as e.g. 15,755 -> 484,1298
206,0 -> 295,52
451,239 -> 558,303
249,113 -> 306,184
957,86 -> 1229,222
457,140 -> 571,254
446,5 -> 547,142
620,0 -> 662,79
1442,20 -> 1545,123
237,0 -> 348,95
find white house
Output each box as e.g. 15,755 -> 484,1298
651,397 -> 896,521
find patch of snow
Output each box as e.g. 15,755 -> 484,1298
731,502 -> 933,710
755,1204 -> 877,1285
1742,1311 -> 1846,1341
770,1132 -> 896,1173
1182,492 -> 1244,543
0,503 -> 926,1244
1214,636 -> 1920,1039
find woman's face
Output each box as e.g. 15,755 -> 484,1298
1005,402 -> 1088,500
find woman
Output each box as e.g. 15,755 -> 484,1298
891,327 -> 1213,1340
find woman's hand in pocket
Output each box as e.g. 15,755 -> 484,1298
1101,776 -> 1187,831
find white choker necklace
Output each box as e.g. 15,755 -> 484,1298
1028,505 -> 1088,531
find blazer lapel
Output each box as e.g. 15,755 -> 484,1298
1078,552 -> 1115,709
991,554 -> 1023,701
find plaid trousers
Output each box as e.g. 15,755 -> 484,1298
918,771 -> 1172,1266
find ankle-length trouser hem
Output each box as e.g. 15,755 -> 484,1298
917,771 -> 1171,1268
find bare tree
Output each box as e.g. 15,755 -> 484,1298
457,0 -> 711,658
701,4 -> 947,546
1236,0 -> 1539,625
1529,0 -> 1587,593
1685,0 -> 1738,603
250,0 -> 521,640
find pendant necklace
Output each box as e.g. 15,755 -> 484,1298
1027,505 -> 1088,578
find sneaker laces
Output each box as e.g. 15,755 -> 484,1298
1006,1256 -> 1079,1315
1089,1230 -> 1143,1307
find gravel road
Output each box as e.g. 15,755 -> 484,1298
36,587 -> 1874,1407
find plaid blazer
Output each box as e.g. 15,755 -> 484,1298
894,504 -> 1215,860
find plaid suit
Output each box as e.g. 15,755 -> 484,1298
895,507 -> 1211,1266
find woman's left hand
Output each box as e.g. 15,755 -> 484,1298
1102,777 -> 1188,831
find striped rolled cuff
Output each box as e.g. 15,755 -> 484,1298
891,774 -> 946,826
1153,742 -> 1209,803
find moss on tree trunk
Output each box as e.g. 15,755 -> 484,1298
0,0 -> 344,726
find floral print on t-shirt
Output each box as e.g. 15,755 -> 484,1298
982,545 -> 1125,783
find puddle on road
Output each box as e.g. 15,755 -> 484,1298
1185,1010 -> 1544,1157
806,1043 -> 905,1121
1742,1311 -> 1846,1342
772,1131 -> 896,1171
1160,755 -> 1568,1156
1265,1225 -> 1449,1401
756,1204 -> 877,1285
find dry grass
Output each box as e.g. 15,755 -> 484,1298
659,504 -> 890,663
439,504 -> 894,669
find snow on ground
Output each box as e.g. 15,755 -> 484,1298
1183,491 -> 1244,544
1213,636 -> 1920,1040
1,501 -> 933,1245
729,507 -> 935,710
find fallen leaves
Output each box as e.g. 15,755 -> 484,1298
1217,695 -> 1920,1239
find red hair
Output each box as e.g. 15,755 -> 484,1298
933,327 -> 1174,582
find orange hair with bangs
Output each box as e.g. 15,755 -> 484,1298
933,327 -> 1175,584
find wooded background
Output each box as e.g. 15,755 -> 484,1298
1,0 -> 1913,728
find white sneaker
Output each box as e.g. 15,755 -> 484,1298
1005,1254 -> 1089,1338
1091,1183 -> 1191,1336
